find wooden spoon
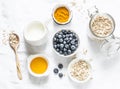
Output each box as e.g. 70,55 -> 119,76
9,33 -> 22,80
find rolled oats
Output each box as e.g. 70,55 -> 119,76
90,14 -> 114,37
70,60 -> 90,81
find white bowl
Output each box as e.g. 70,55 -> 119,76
68,59 -> 92,83
24,21 -> 48,46
52,4 -> 72,25
27,54 -> 49,78
52,29 -> 80,58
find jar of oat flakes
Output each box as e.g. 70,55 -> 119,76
87,6 -> 120,57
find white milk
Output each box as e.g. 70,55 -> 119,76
26,24 -> 45,41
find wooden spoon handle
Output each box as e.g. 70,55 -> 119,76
16,61 -> 22,80
15,52 -> 22,80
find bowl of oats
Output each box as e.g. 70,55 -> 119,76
68,59 -> 92,83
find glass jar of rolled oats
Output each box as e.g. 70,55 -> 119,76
87,6 -> 120,57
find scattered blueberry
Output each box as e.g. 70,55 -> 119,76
58,64 -> 63,69
53,68 -> 59,74
58,73 -> 63,78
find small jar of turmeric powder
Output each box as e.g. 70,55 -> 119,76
52,4 -> 72,24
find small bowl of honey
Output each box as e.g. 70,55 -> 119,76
27,54 -> 49,78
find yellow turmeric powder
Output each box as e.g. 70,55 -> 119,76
54,7 -> 70,23
30,57 -> 48,74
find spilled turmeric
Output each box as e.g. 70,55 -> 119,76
30,57 -> 48,74
54,6 -> 70,23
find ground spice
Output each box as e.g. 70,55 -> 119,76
54,7 -> 70,23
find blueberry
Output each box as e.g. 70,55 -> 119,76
53,41 -> 57,45
62,30 -> 66,33
65,44 -> 69,49
66,34 -> 69,37
56,48 -> 60,52
69,37 -> 72,41
67,30 -> 71,34
59,38 -> 63,43
58,73 -> 63,78
59,32 -> 63,35
62,30 -> 67,34
58,35 -> 62,38
65,37 -> 69,41
53,68 -> 59,74
55,33 -> 59,37
68,50 -> 72,54
59,51 -> 63,54
69,43 -> 71,47
60,44 -> 64,49
73,35 -> 77,39
54,45 -> 57,49
66,39 -> 70,43
75,44 -> 78,47
57,44 -> 60,47
64,52 -> 67,56
53,37 -> 57,41
58,64 -> 63,69
71,40 -> 75,44
63,48 -> 67,52
63,35 -> 66,38
71,45 -> 76,51
69,34 -> 73,37
63,41 -> 66,44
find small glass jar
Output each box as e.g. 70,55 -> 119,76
87,6 -> 120,57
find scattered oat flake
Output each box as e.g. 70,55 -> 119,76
1,30 -> 15,45
83,49 -> 88,55
70,2 -> 76,6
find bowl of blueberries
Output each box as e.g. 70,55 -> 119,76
53,29 -> 79,58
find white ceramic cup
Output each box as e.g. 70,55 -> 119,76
68,58 -> 92,83
24,21 -> 48,46
27,54 -> 49,78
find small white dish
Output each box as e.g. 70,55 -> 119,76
27,54 -> 49,78
52,4 -> 72,25
68,58 -> 92,83
24,21 -> 48,46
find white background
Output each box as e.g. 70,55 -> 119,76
0,0 -> 120,89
